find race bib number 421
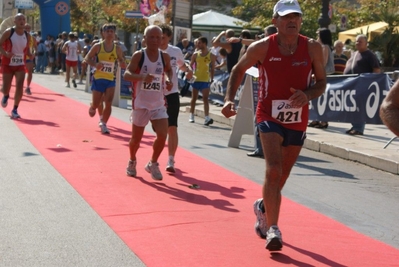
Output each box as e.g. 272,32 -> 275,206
272,100 -> 302,124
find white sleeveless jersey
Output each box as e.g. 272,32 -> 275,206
10,32 -> 27,66
133,49 -> 165,110
65,41 -> 79,61
162,44 -> 184,96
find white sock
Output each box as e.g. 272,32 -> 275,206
169,155 -> 174,161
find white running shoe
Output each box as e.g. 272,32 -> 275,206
253,198 -> 267,239
145,161 -> 163,180
204,117 -> 214,126
126,160 -> 137,177
166,159 -> 175,173
265,225 -> 283,251
189,113 -> 195,123
99,123 -> 110,134
11,109 -> 21,119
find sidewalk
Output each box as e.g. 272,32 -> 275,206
181,96 -> 399,175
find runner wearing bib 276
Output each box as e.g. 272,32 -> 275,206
0,13 -> 31,119
84,23 -> 126,134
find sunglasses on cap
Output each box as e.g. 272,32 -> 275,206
103,25 -> 116,31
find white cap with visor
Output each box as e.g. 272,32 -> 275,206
273,0 -> 303,16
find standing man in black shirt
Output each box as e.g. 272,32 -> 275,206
212,29 -> 242,74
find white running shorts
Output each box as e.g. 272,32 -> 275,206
130,106 -> 168,127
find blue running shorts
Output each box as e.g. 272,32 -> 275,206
192,82 -> 210,91
257,121 -> 306,147
91,78 -> 116,93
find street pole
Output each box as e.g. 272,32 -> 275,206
133,0 -> 140,53
318,0 -> 331,28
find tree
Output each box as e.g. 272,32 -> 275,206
365,1 -> 399,67
334,0 -> 399,67
70,0 -> 104,34
232,0 -> 332,39
70,0 -> 146,35
231,0 -> 275,29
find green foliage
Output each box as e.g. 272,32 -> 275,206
366,2 -> 399,67
70,0 -> 146,34
300,0 -> 325,39
232,0 -> 327,39
339,0 -> 399,67
369,29 -> 399,67
231,0 -> 274,28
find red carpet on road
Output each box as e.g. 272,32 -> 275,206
3,81 -> 399,266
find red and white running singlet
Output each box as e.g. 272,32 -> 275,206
1,28 -> 28,66
257,34 -> 312,131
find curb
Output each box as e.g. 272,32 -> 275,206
304,139 -> 399,174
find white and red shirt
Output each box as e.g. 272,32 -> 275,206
1,28 -> 28,66
64,40 -> 79,61
132,49 -> 166,110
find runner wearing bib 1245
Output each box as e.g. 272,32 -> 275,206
122,25 -> 173,181
132,49 -> 167,112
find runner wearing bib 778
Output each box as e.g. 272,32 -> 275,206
84,23 -> 126,134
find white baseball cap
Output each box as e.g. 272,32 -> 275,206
273,0 -> 303,16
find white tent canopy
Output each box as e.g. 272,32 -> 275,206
192,10 -> 252,32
